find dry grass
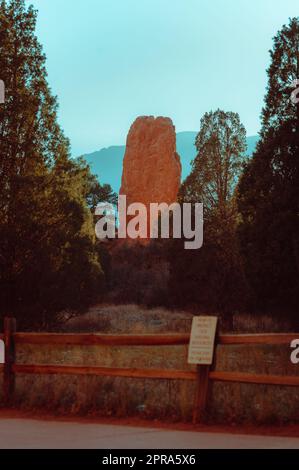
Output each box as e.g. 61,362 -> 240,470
231,313 -> 298,333
62,304 -> 193,334
2,304 -> 298,424
8,336 -> 299,424
61,303 -> 298,335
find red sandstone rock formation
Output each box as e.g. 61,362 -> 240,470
119,116 -> 182,238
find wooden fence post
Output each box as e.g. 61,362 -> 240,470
192,322 -> 219,425
3,317 -> 16,404
192,365 -> 210,424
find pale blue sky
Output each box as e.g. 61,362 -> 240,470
26,0 -> 298,156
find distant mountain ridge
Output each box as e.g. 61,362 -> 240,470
82,133 -> 259,193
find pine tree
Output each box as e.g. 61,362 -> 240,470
261,17 -> 299,137
169,110 -> 248,317
180,109 -> 246,218
237,17 -> 299,315
0,0 -> 105,328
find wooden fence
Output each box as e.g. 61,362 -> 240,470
1,317 -> 299,422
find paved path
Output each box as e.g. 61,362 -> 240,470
0,418 -> 299,449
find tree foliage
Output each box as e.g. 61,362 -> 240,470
0,0 -> 113,328
261,17 -> 299,137
169,110 -> 248,316
180,110 -> 246,214
237,17 -> 299,315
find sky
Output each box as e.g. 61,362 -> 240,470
26,0 -> 298,156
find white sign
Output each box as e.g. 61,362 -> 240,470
188,316 -> 218,365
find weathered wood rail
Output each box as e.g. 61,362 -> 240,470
1,318 -> 299,420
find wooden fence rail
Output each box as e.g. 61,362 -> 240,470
1,332 -> 296,346
1,318 -> 299,421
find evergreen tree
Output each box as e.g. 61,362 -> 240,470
181,109 -> 246,217
261,17 -> 299,136
237,17 -> 299,315
169,110 -> 248,317
0,0 -> 105,328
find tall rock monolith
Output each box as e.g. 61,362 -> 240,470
119,116 -> 182,238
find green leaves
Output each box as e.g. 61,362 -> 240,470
181,109 -> 246,215
237,18 -> 299,316
0,0 -> 106,329
261,17 -> 299,137
171,110 -> 248,315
